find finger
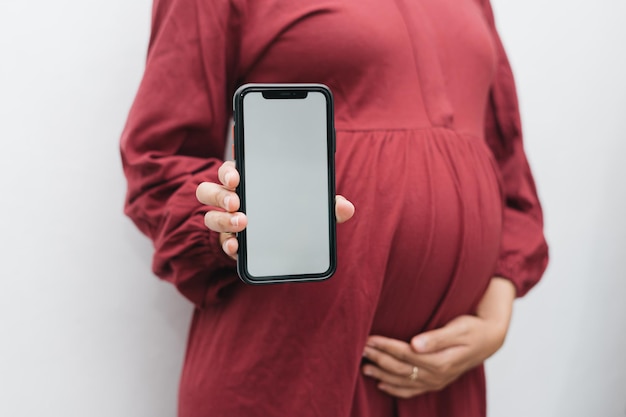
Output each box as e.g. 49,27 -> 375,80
368,335 -> 451,374
196,182 -> 240,212
363,357 -> 454,394
409,345 -> 471,378
377,382 -> 424,399
363,348 -> 445,391
335,195 -> 355,224
362,345 -> 414,377
411,316 -> 474,353
366,336 -> 419,367
204,210 -> 248,234
220,233 -> 239,259
218,161 -> 239,190
362,363 -> 431,389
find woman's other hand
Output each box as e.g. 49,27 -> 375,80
196,160 -> 355,260
361,277 -> 515,398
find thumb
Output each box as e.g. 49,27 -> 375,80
411,316 -> 472,353
335,195 -> 355,224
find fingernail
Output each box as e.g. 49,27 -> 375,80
362,347 -> 369,357
362,367 -> 372,376
224,172 -> 234,186
224,196 -> 231,210
413,338 -> 427,351
230,215 -> 239,227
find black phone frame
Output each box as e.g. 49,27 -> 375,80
232,83 -> 337,285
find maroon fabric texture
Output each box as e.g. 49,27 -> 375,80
120,0 -> 548,415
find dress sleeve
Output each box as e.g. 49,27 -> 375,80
480,0 -> 549,297
120,0 -> 243,307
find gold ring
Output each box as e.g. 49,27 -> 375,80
409,366 -> 419,381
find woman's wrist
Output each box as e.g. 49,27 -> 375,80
476,277 -> 516,339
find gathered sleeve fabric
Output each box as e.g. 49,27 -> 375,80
479,0 -> 549,297
120,0 -> 244,308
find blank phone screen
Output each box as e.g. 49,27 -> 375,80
241,91 -> 332,279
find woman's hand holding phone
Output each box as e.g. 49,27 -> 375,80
196,161 -> 247,258
196,160 -> 355,260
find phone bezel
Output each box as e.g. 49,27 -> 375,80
232,83 -> 337,285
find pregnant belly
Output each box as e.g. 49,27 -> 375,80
334,127 -> 503,340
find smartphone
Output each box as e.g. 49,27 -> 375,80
232,84 -> 336,284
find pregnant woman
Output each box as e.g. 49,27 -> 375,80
120,0 -> 549,415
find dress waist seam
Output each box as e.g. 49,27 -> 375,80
336,126 -> 482,140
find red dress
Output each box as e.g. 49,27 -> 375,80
121,0 -> 548,416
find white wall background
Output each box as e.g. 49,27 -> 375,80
0,0 -> 624,416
